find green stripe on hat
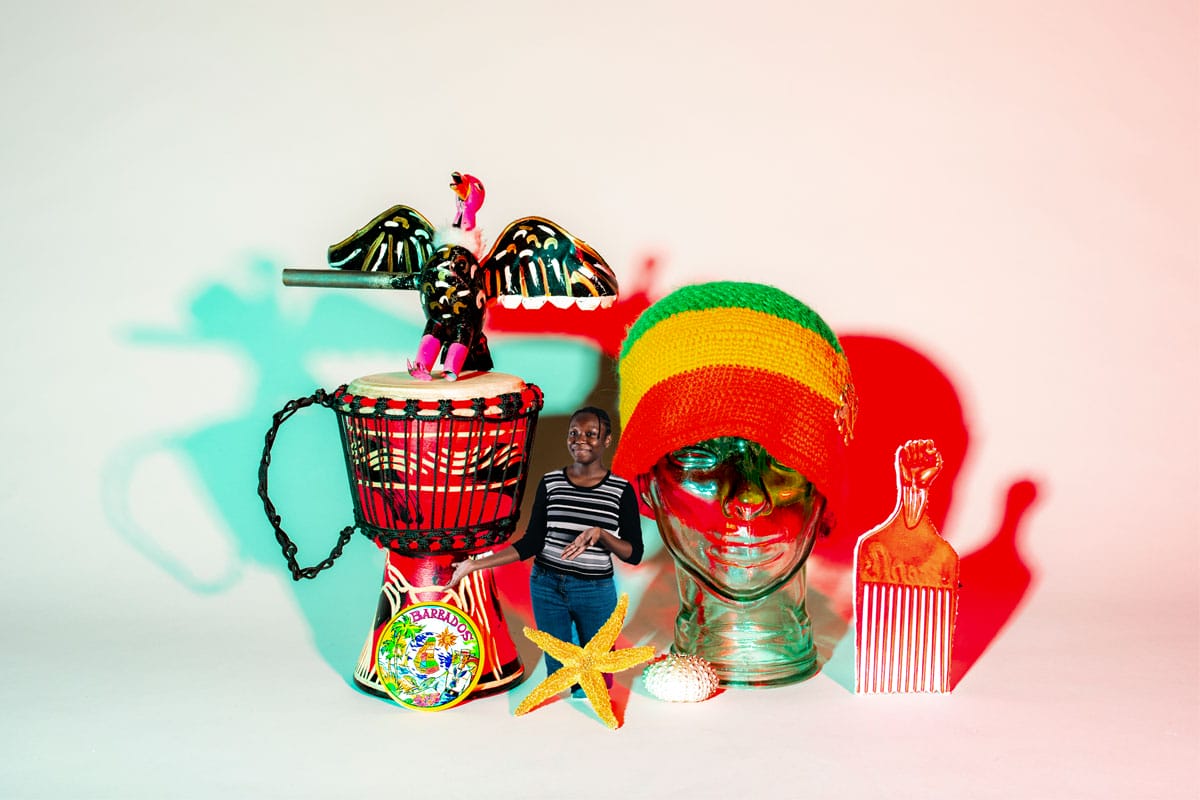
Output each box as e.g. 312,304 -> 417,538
619,281 -> 844,359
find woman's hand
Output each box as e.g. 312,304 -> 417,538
447,559 -> 475,588
562,527 -> 605,560
446,548 -> 520,585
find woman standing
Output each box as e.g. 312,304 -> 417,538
450,406 -> 643,684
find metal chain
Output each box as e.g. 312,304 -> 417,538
257,389 -> 355,581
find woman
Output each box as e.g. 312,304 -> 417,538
450,406 -> 643,685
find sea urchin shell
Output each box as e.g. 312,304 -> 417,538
642,654 -> 720,702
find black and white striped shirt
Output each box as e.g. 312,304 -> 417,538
513,469 -> 643,579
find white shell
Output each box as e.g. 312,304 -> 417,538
642,654 -> 720,702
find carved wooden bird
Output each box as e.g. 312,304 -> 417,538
320,172 -> 618,380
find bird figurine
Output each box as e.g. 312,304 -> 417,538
284,172 -> 619,381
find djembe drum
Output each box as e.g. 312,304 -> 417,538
259,371 -> 542,699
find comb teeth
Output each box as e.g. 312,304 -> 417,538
856,583 -> 956,693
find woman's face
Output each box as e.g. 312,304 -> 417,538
567,413 -> 611,467
643,437 -> 825,601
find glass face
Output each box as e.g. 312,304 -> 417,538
645,437 -> 825,601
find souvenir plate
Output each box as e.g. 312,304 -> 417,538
375,602 -> 485,710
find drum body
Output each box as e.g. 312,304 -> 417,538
329,371 -> 542,698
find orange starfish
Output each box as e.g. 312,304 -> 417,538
514,594 -> 655,729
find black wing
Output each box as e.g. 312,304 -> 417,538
327,205 -> 436,276
480,216 -> 618,309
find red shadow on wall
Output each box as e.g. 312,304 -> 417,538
489,260 -> 1040,691
953,479 -> 1038,686
827,335 -> 970,563
813,335 -> 1040,689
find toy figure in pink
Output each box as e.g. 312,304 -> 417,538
450,172 -> 485,231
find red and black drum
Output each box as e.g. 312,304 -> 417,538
259,371 -> 542,700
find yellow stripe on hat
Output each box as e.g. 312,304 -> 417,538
620,306 -> 848,415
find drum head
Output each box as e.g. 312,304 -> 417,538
347,371 -> 527,403
375,602 -> 486,711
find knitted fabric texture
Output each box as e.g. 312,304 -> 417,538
612,281 -> 854,506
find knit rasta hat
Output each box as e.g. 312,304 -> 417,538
613,281 -> 856,507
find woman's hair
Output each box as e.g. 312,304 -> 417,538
570,405 -> 612,437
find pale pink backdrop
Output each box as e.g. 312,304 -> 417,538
0,2 -> 1195,798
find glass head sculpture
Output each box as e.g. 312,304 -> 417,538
613,281 -> 857,686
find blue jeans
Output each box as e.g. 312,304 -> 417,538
529,564 -> 617,688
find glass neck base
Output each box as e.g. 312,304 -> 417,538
671,567 -> 818,687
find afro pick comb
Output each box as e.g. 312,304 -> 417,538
854,440 -> 960,693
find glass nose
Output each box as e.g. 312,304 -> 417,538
720,445 -> 773,520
